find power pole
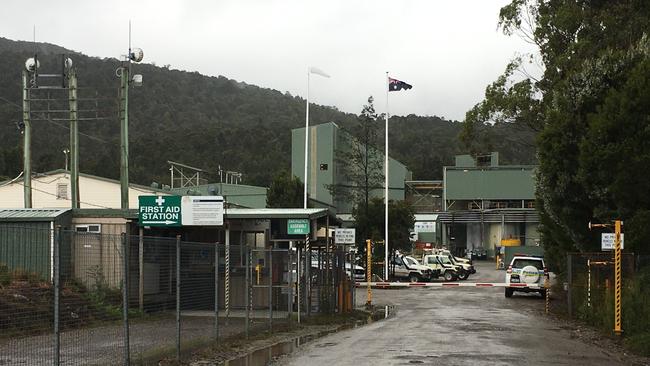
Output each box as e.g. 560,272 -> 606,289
68,68 -> 79,208
22,70 -> 32,208
119,63 -> 130,209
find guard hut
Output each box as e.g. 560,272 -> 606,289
133,200 -> 345,318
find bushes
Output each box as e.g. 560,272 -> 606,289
0,263 -> 44,287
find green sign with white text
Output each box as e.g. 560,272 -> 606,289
287,219 -> 310,235
139,195 -> 182,227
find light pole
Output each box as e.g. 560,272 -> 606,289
302,66 -> 330,209
62,149 -> 70,171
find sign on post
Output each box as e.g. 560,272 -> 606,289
335,228 -> 356,244
287,219 -> 310,235
601,233 -> 624,250
181,196 -> 224,226
139,195 -> 182,227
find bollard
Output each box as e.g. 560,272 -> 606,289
545,274 -> 550,315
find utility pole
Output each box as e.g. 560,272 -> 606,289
117,24 -> 144,210
22,70 -> 32,208
366,239 -> 372,309
119,62 -> 130,209
68,68 -> 79,208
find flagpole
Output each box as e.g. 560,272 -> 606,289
303,68 -> 310,209
384,71 -> 389,281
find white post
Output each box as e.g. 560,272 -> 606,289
384,72 -> 389,281
303,69 -> 310,209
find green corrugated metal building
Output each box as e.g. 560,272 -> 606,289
291,122 -> 412,214
0,209 -> 72,281
170,183 -> 268,208
438,153 -> 540,258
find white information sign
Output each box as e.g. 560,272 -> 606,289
335,228 -> 356,244
181,196 -> 224,226
601,233 -> 624,250
414,221 -> 436,233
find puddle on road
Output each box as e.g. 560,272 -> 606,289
219,306 -> 394,366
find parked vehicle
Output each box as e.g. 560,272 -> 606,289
505,255 -> 547,298
392,254 -> 436,282
448,255 -> 476,278
422,254 -> 462,281
435,249 -> 472,265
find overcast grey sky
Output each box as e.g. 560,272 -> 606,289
0,0 -> 537,121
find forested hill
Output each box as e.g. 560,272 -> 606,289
0,37 -> 535,186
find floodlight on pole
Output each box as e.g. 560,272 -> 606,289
117,20 -> 144,210
303,66 -> 330,209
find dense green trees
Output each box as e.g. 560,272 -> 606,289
266,170 -> 303,208
353,197 -> 415,259
463,1 -> 650,268
0,37 -> 535,186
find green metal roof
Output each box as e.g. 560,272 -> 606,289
170,183 -> 268,208
0,208 -> 70,221
225,208 -> 328,220
71,208 -> 138,219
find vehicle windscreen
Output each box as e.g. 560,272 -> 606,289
405,257 -> 418,266
439,256 -> 452,265
512,259 -> 543,269
426,257 -> 437,264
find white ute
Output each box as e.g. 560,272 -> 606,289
505,255 -> 548,298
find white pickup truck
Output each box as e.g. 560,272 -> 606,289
422,254 -> 464,281
392,254 -> 436,282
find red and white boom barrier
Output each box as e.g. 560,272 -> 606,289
355,282 -> 541,289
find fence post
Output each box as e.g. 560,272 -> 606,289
53,226 -> 61,366
567,254 -> 572,319
121,232 -> 130,365
269,249 -> 273,331
214,242 -> 219,340
245,245 -> 250,338
176,235 -> 181,361
288,245 -> 293,321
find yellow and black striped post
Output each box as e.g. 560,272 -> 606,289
545,274 -> 550,314
614,220 -> 622,336
366,239 -> 372,309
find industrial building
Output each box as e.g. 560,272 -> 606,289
291,122 -> 412,216
437,153 -> 540,257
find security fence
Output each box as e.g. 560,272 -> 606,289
564,252 -> 650,335
0,226 -> 354,365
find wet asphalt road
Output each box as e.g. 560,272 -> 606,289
278,261 -> 625,366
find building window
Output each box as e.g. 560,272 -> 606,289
75,224 -> 101,233
56,183 -> 68,199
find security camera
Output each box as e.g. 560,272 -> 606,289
25,58 -> 40,72
129,48 -> 144,62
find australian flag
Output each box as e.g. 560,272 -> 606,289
388,77 -> 412,92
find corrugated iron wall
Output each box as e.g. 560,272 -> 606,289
0,223 -> 53,281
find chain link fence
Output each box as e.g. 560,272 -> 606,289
0,226 -> 355,365
563,252 -> 650,337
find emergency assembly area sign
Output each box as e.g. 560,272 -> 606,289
139,195 -> 182,227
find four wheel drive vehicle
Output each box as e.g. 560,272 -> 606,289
448,255 -> 476,278
392,255 -> 436,282
436,249 -> 472,265
505,256 -> 548,298
422,254 -> 463,281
